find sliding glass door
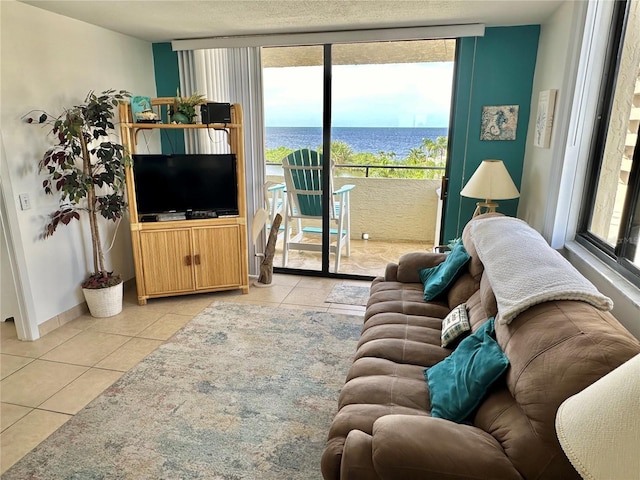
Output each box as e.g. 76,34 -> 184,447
330,41 -> 454,276
262,40 -> 456,277
263,46 -> 326,273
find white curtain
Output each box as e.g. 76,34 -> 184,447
177,48 -> 266,276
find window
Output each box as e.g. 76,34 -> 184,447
579,0 -> 640,285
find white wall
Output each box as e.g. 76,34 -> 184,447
518,1 -> 585,233
0,1 -> 159,332
559,0 -> 640,338
1,200 -> 21,323
520,1 -> 640,338
563,243 -> 640,339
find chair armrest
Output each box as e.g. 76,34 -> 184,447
396,252 -> 447,283
334,184 -> 355,195
371,415 -> 522,480
264,182 -> 286,219
266,182 -> 285,192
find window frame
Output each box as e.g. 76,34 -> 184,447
576,0 -> 640,286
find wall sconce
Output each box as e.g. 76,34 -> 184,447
460,159 -> 520,217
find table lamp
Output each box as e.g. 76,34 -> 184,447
555,353 -> 640,479
460,159 -> 520,216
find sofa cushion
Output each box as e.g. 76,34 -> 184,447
441,303 -> 471,347
419,240 -> 470,301
365,283 -> 450,323
355,334 -> 450,368
425,318 -> 509,423
396,252 -> 447,283
464,290 -> 492,331
480,272 -> 498,318
480,301 -> 640,479
447,271 -> 480,310
371,416 -> 523,480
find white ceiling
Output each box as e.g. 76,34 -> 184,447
21,0 -> 565,43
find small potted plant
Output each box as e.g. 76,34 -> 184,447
26,89 -> 130,317
169,90 -> 206,124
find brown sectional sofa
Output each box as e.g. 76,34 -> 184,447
321,215 -> 640,480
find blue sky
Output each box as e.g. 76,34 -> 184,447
263,62 -> 454,128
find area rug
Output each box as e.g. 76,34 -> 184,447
325,284 -> 370,306
3,302 -> 364,480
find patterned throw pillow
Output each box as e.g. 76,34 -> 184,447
441,303 -> 471,347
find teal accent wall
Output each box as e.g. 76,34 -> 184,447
442,26 -> 540,243
152,29 -> 539,242
152,42 -> 185,154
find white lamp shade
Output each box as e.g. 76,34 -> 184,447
460,159 -> 520,201
555,353 -> 640,479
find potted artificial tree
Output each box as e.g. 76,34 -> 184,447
169,90 -> 206,124
27,89 -> 130,317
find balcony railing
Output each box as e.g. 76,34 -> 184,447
265,163 -> 445,244
267,162 -> 445,178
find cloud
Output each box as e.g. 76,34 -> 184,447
264,62 -> 454,127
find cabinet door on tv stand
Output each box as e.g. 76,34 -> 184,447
192,225 -> 242,289
140,229 -> 195,295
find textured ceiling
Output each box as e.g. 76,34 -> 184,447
261,39 -> 456,67
20,1 -> 565,43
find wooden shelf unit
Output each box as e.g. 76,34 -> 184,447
119,98 -> 249,305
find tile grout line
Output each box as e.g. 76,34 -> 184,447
0,277 -> 372,472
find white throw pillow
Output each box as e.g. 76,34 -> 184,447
441,303 -> 471,347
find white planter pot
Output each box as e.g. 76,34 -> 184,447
82,282 -> 123,317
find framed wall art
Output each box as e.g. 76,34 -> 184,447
480,105 -> 519,141
534,89 -> 558,148
131,95 -> 158,123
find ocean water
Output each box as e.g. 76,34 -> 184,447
265,127 -> 448,158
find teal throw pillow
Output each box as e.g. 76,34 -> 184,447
419,240 -> 471,301
424,318 -> 509,423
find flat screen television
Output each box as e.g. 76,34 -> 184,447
132,154 -> 239,218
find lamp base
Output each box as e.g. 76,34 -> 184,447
473,201 -> 498,217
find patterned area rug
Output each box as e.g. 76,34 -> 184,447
3,302 -> 363,480
325,284 -> 370,306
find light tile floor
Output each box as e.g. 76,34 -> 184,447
0,274 -> 369,474
275,238 -> 434,276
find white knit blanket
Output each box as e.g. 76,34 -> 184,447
469,216 -> 613,324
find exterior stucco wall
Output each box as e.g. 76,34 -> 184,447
267,175 -> 440,242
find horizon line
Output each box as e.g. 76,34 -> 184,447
266,125 -> 449,129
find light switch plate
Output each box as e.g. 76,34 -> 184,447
19,193 -> 31,210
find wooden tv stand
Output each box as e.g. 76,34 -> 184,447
118,98 -> 249,305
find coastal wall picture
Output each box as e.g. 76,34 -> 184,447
534,89 -> 558,148
480,105 -> 519,141
131,95 -> 156,123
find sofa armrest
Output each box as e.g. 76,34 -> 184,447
371,415 -> 522,480
396,252 -> 447,283
384,263 -> 399,282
